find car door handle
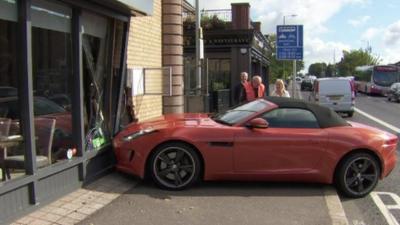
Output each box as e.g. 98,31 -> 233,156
209,142 -> 234,147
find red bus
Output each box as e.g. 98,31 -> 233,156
354,65 -> 400,95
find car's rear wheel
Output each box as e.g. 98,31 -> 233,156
335,153 -> 380,198
150,143 -> 201,190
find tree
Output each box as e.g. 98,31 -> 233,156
308,62 -> 327,78
267,34 -> 304,83
325,64 -> 336,77
337,49 -> 380,76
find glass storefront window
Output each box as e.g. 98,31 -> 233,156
0,0 -> 26,181
208,59 -> 231,91
31,0 -> 74,167
82,12 -> 112,151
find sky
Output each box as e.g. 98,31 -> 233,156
188,0 -> 400,72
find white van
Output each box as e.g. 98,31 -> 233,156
309,78 -> 355,117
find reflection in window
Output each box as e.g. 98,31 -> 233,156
82,12 -> 111,151
208,59 -> 230,91
31,0 -> 74,167
261,108 -> 319,128
184,57 -> 196,95
0,0 -> 26,181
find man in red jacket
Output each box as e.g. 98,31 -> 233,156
245,75 -> 265,101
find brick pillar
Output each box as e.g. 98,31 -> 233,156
231,3 -> 251,30
253,22 -> 261,32
162,0 -> 184,114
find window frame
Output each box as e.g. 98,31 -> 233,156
0,0 -> 130,200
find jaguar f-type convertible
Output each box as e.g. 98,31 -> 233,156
113,97 -> 397,198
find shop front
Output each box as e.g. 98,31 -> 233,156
183,3 -> 271,113
0,0 -> 152,223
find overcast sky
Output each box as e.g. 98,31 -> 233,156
188,0 -> 400,71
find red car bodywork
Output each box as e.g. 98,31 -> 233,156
113,102 -> 397,185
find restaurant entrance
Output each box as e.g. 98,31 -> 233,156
0,0 -> 153,223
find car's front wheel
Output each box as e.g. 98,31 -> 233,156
150,143 -> 201,190
335,153 -> 380,198
347,111 -> 354,117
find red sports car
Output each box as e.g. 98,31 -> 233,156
113,97 -> 397,198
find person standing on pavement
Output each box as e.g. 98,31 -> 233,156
271,79 -> 290,97
233,72 -> 249,105
245,75 -> 265,101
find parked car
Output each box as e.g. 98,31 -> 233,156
309,77 -> 355,117
387,82 -> 400,102
114,97 -> 397,198
0,95 -> 73,161
345,76 -> 357,97
301,79 -> 313,91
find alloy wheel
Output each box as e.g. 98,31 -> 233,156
152,146 -> 197,189
343,156 -> 379,196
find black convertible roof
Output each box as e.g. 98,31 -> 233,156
264,97 -> 350,128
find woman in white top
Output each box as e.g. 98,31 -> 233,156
271,79 -> 290,97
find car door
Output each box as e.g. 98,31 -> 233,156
233,108 -> 328,174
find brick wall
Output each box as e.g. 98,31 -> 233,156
127,0 -> 163,122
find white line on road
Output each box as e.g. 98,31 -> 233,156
370,192 -> 400,225
354,108 -> 400,134
324,187 -> 349,225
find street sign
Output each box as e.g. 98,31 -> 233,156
276,25 -> 303,60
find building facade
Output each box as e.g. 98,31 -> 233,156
0,0 -> 188,223
183,3 -> 271,112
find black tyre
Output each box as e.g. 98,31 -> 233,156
150,143 -> 201,190
335,153 -> 380,198
347,111 -> 354,117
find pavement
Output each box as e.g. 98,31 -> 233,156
10,171 -> 349,225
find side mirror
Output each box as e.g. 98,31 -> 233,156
246,118 -> 269,129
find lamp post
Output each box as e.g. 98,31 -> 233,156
195,0 -> 203,95
283,14 -> 297,25
283,14 -> 297,98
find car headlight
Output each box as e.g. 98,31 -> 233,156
122,128 -> 156,142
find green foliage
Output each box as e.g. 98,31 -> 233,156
325,64 -> 336,77
337,49 -> 380,76
183,15 -> 228,30
308,63 -> 339,77
308,62 -> 327,77
267,34 -> 304,83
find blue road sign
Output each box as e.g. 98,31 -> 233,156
276,25 -> 303,60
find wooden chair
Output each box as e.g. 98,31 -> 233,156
0,118 -> 11,181
4,118 -> 56,179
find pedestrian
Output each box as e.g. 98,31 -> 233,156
271,79 -> 290,97
245,75 -> 265,101
233,72 -> 249,105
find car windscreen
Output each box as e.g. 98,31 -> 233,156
0,97 -> 65,119
34,97 -> 66,116
373,71 -> 398,87
212,99 -> 272,125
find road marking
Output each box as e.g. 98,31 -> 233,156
352,220 -> 367,225
324,187 -> 349,225
370,192 -> 400,225
354,108 -> 400,134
